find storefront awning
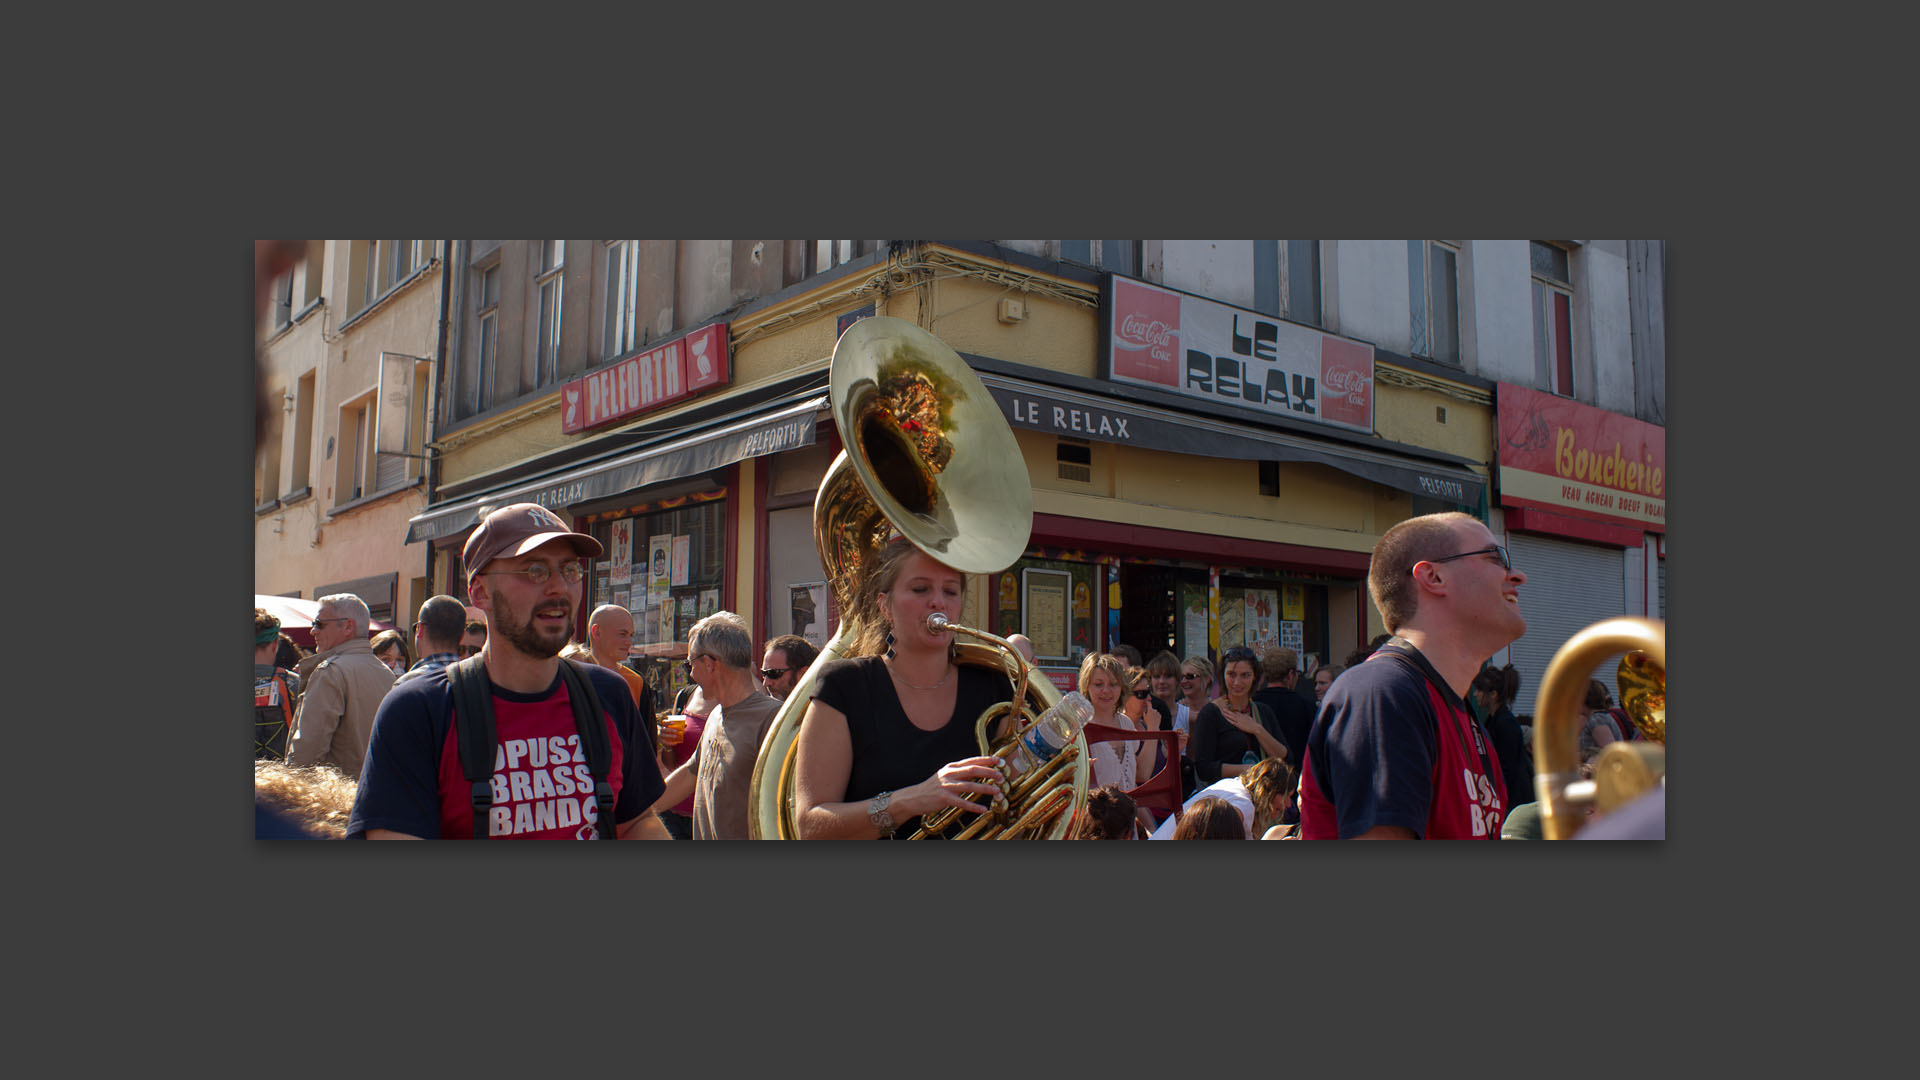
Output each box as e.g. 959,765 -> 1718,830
405,394 -> 828,545
978,372 -> 1485,507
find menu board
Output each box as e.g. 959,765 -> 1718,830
1023,569 -> 1070,660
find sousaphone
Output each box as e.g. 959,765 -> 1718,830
747,316 -> 1087,839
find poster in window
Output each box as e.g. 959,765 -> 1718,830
1022,569 -> 1070,660
1282,585 -> 1305,622
671,535 -> 691,587
1183,597 -> 1210,665
791,581 -> 827,647
1244,589 -> 1278,653
610,519 -> 633,586
613,587 -> 630,613
1280,620 -> 1304,653
676,594 -> 698,642
649,535 -> 671,603
1219,593 -> 1245,651
698,588 -> 719,619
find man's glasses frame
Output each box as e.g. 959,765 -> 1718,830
1414,545 -> 1511,574
683,653 -> 713,677
759,667 -> 792,681
476,560 -> 586,586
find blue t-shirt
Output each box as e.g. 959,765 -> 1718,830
347,662 -> 664,839
1298,641 -> 1506,840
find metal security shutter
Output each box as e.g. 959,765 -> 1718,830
1657,558 -> 1666,619
1506,534 -> 1626,718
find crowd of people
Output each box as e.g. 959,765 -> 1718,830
255,507 -> 1658,840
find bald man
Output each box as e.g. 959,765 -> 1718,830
1007,634 -> 1038,664
588,604 -> 656,730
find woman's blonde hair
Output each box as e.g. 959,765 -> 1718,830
1077,652 -> 1129,698
255,761 -> 359,839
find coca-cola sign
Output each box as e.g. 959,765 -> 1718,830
1103,275 -> 1373,434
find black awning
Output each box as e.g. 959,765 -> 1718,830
979,373 -> 1484,506
405,394 -> 827,544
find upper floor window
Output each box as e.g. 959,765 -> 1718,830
604,239 -> 642,359
536,241 -> 564,387
475,262 -> 500,414
1410,240 -> 1460,365
337,353 -> 430,506
1532,241 -> 1574,396
1281,240 -> 1320,327
354,240 -> 432,315
807,240 -> 878,277
270,269 -> 295,332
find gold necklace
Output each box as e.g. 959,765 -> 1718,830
887,657 -> 954,692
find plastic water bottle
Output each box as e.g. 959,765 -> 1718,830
1004,691 -> 1094,779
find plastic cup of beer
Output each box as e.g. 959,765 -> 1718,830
658,714 -> 687,753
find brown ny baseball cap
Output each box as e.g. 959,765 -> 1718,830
462,503 -> 603,584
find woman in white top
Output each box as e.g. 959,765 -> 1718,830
1079,652 -> 1138,792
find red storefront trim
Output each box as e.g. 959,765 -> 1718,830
1504,505 -> 1645,548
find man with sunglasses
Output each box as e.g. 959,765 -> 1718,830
758,634 -> 819,702
647,611 -> 781,839
348,503 -> 666,839
1298,512 -> 1528,840
287,592 -> 394,782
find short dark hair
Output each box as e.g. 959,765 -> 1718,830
1110,643 -> 1143,667
1368,512 -> 1479,633
416,594 -> 468,651
1075,785 -> 1138,839
1146,651 -> 1181,679
765,634 -> 819,672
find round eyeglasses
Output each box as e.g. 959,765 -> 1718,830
477,560 -> 585,586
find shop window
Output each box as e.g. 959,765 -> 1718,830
1258,460 -> 1279,497
996,556 -> 1099,671
1219,575 -> 1327,673
585,495 -> 728,704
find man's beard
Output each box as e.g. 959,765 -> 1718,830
488,587 -> 571,660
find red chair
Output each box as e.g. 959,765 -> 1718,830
1081,722 -> 1183,817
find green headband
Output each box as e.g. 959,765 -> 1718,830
255,626 -> 281,647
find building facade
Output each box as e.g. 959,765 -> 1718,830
254,240 -> 443,633
255,239 -> 1666,714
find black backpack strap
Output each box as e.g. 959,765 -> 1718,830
557,659 -> 618,840
447,656 -> 498,840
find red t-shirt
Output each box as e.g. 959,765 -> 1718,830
434,682 -> 628,839
1299,643 -> 1507,839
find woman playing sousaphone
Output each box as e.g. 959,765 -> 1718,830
791,535 -> 1016,839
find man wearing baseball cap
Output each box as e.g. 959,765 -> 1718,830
348,503 -> 668,839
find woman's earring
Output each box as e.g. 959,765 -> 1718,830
885,630 -> 896,661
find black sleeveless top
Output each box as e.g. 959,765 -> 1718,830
811,656 -> 1013,836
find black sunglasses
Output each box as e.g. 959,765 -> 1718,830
759,667 -> 791,681
1132,688 -> 1151,699
1416,544 -> 1511,573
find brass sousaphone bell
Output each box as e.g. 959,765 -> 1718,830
1532,616 -> 1666,839
747,316 -> 1088,839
